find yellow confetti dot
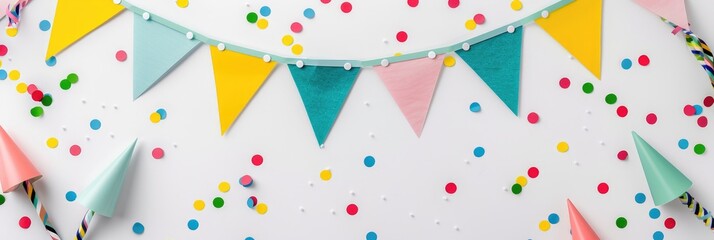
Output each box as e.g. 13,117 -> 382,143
150,112 -> 161,123
539,220 -> 551,231
218,181 -> 231,193
256,203 -> 268,214
394,52 -> 403,56
515,176 -> 528,187
176,0 -> 189,8
319,169 -> 332,181
193,200 -> 205,211
511,0 -> 523,11
0,60 -> 3,68
6,27 -> 17,37
291,44 -> 303,55
9,70 -> 20,80
465,19 -> 477,30
556,141 -> 569,153
46,137 -> 59,149
15,82 -> 27,93
282,35 -> 294,46
256,18 -> 269,30
443,56 -> 456,67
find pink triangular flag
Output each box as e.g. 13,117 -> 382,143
374,55 -> 444,136
0,125 -> 42,193
567,199 -> 600,240
633,0 -> 688,27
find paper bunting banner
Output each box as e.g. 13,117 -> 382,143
210,46 -> 277,135
133,14 -> 200,99
288,65 -> 360,146
634,0 -> 689,28
457,27 -> 523,116
536,0 -> 602,79
46,0 -> 123,59
374,55 -> 444,136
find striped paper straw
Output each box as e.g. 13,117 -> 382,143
74,210 -> 95,240
662,18 -> 714,85
22,181 -> 61,240
679,192 -> 714,231
6,0 -> 29,27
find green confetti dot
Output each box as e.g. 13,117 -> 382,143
246,12 -> 258,23
605,93 -> 617,104
67,73 -> 79,83
694,144 -> 706,155
616,217 -> 628,228
511,183 -> 522,195
30,106 -> 44,117
41,94 -> 53,107
213,197 -> 224,208
59,79 -> 71,90
0,194 -> 5,205
582,82 -> 594,94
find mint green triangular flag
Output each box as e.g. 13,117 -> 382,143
78,139 -> 138,217
632,132 -> 692,206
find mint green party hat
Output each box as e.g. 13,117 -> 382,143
79,139 -> 137,217
632,132 -> 692,206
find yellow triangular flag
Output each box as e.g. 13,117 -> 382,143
210,46 -> 276,135
536,0 -> 602,79
46,0 -> 124,59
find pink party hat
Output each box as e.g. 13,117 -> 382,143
0,125 -> 42,193
567,199 -> 600,240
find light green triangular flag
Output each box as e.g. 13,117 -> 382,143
78,139 -> 138,217
631,132 -> 692,206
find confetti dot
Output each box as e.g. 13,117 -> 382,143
193,200 -> 205,211
42,94 -> 53,107
556,142 -> 569,153
511,183 -> 522,194
0,45 -> 6,56
407,0 -> 418,7
9,70 -> 20,80
364,155 -> 375,167
303,8 -> 315,19
473,146 -> 485,158
60,80 -> 71,90
259,6 -> 271,17
247,196 -> 257,208
366,231 -> 378,240
621,58 -> 632,70
187,219 -> 199,230
116,50 -> 127,62
616,217 -> 628,228
443,56 -> 456,67
515,176 -> 528,187
538,220 -> 550,231
39,20 -> 51,31
132,222 -> 144,234
46,137 -> 59,149
678,139 -> 689,149
582,82 -> 594,94
320,169 -> 332,181
346,203 -> 359,215
0,70 -> 6,80
18,216 -> 31,229
511,0 -> 523,10
291,44 -> 304,55
445,182 -> 457,194
156,108 -> 167,119
256,203 -> 268,214
638,55 -> 650,66
252,154 -> 264,166
67,73 -> 79,83
46,56 -> 57,67
617,105 -> 628,117
152,148 -> 164,159
240,175 -> 254,187
464,19 -> 476,30
150,112 -> 161,123
31,90 -> 44,102
6,28 -> 17,37
635,193 -> 646,204
290,22 -> 303,33
256,19 -> 269,29
447,0 -> 460,8
30,106 -> 43,117
605,93 -> 617,104
0,194 -> 4,205
469,102 -> 481,112
473,14 -> 486,24
704,96 -> 714,107
698,116 -> 708,127
653,231 -> 664,240
176,0 -> 189,8
646,113 -> 657,125
527,167 -> 539,178
213,197 -> 225,208
70,145 -> 81,156
527,112 -> 539,124
694,143 -> 706,155
617,150 -> 628,160
396,31 -> 408,42
683,105 -> 696,116
321,0 -> 331,3
218,181 -> 231,193
559,77 -> 570,89
548,213 -> 559,224
649,208 -> 661,219
664,217 -> 676,229
65,191 -> 77,202
246,12 -> 258,23
282,35 -> 294,46
597,182 -> 609,194
694,104 -> 703,115
340,2 -> 352,13
89,119 -> 101,130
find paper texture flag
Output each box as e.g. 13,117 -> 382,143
210,46 -> 277,135
374,55 -> 444,136
288,65 -> 360,146
457,27 -> 523,116
633,0 -> 689,28
79,139 -> 137,217
0,125 -> 41,193
632,131 -> 692,206
46,0 -> 123,59
133,14 -> 200,99
567,199 -> 601,240
536,0 -> 602,79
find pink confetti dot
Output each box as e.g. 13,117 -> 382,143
445,182 -> 457,194
597,182 -> 609,194
0,45 -> 7,56
290,22 -> 303,33
527,167 -> 539,178
18,216 -> 31,229
152,147 -> 164,159
646,113 -> 658,125
664,217 -> 676,229
559,77 -> 570,89
698,116 -> 708,127
407,0 -> 419,7
320,0 -> 331,3
473,14 -> 485,24
69,145 -> 82,156
683,105 -> 696,116
638,55 -> 650,66
26,84 -> 37,94
346,203 -> 359,215
617,150 -> 628,160
396,31 -> 408,42
116,50 -> 127,62
704,96 -> 714,107
252,154 -> 263,166
448,0 -> 460,8
616,106 -> 628,117
340,2 -> 352,13
527,112 -> 539,124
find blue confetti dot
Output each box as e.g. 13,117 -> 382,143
39,20 -> 51,31
0,69 -> 6,80
694,104 -> 703,115
653,230 -> 664,240
187,219 -> 199,230
246,197 -> 256,208
156,108 -> 167,120
678,139 -> 689,150
473,146 -> 485,158
246,237 -> 255,240
366,231 -> 378,240
547,213 -> 559,224
470,102 -> 481,112
90,119 -> 101,130
635,192 -> 646,204
364,155 -> 375,167
303,8 -> 315,19
132,222 -> 145,234
621,58 -> 632,70
46,56 -> 57,67
649,208 -> 661,219
259,6 -> 271,17
65,191 -> 77,202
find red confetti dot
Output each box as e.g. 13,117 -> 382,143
683,105 -> 696,116
664,217 -> 676,229
26,84 -> 37,94
527,167 -> 539,178
704,96 -> 714,107
445,182 -> 457,194
407,0 -> 419,7
559,77 -> 571,89
340,2 -> 352,13
31,90 -> 44,102
320,0 -> 331,3
617,150 -> 628,160
152,147 -> 164,159
698,116 -> 708,127
616,105 -> 628,117
346,203 -> 359,215
396,31 -> 408,43
597,182 -> 609,194
527,112 -> 539,124
18,216 -> 31,229
116,50 -> 127,62
638,55 -> 650,66
290,22 -> 303,33
251,154 -> 263,166
0,45 -> 7,56
473,14 -> 485,24
69,145 -> 81,156
646,113 -> 657,125
447,0 -> 460,8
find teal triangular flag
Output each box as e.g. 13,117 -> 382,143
288,65 -> 360,146
631,132 -> 692,206
78,139 -> 138,217
457,27 -> 523,115
133,14 -> 200,99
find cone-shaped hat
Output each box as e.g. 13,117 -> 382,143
632,131 -> 692,206
0,125 -> 42,193
79,139 -> 137,217
567,199 -> 600,240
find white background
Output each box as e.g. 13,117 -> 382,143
1,0 -> 714,239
